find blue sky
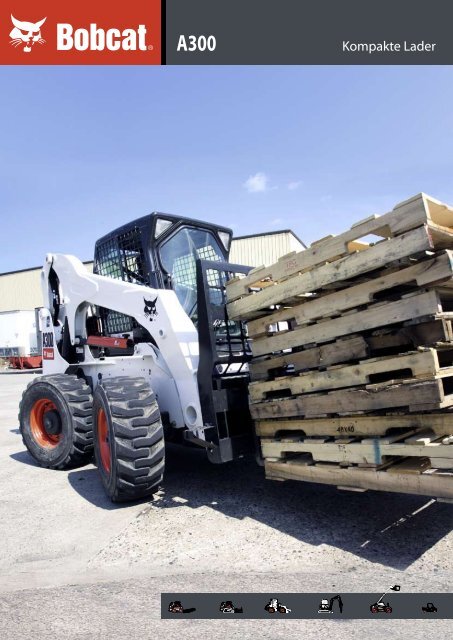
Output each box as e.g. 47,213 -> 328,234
1,65 -> 452,272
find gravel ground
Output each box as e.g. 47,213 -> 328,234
1,572 -> 452,640
89,444 -> 453,575
1,373 -> 452,639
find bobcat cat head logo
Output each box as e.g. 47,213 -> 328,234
9,15 -> 46,53
144,297 -> 158,321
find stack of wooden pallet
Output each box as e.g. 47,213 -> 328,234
226,193 -> 453,500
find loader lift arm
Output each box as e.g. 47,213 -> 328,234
41,252 -> 204,434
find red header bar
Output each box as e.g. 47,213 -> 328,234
0,0 -> 161,64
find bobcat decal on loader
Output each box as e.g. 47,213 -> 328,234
143,296 -> 158,320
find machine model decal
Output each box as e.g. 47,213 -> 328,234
42,331 -> 54,359
144,296 -> 158,320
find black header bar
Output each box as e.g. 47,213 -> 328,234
166,0 -> 453,64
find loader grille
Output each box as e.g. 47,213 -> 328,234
94,227 -> 147,334
94,226 -> 147,285
172,245 -> 221,289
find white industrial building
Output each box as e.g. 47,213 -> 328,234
229,230 -> 305,267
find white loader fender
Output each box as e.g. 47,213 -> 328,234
42,253 -> 203,429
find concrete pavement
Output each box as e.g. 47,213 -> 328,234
1,373 -> 452,639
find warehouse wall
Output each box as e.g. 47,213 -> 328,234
0,270 -> 43,312
0,231 -> 304,313
229,231 -> 304,267
0,262 -> 93,313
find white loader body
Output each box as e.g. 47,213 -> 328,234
39,253 -> 205,437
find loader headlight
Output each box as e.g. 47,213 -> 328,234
155,218 -> 173,238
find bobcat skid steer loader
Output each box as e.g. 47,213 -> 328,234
18,213 -> 254,501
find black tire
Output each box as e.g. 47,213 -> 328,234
18,374 -> 93,469
93,376 -> 165,502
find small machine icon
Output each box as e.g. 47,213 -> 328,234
219,600 -> 243,613
168,601 -> 196,614
318,594 -> 344,613
264,598 -> 291,614
370,584 -> 400,613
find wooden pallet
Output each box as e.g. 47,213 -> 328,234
264,459 -> 453,499
249,349 -> 450,402
246,251 -> 453,338
228,225 -> 440,320
249,335 -> 369,381
241,193 -> 453,500
249,378 -> 453,420
226,192 -> 453,304
249,321 -> 453,383
254,413 -> 453,438
251,290 -> 453,358
260,431 -> 453,468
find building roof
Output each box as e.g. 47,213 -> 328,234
0,261 -> 93,277
233,229 -> 307,248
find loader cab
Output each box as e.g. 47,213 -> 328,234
153,218 -> 231,325
94,213 -> 230,324
94,212 -> 254,463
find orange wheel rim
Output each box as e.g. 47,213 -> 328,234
98,408 -> 111,474
30,398 -> 61,448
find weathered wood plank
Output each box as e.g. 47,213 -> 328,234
254,414 -> 453,438
264,459 -> 453,499
250,379 -> 451,420
249,335 -> 368,381
246,251 -> 453,338
251,289 -> 442,357
228,225 -> 436,319
260,438 -> 453,465
226,192 -> 453,301
249,350 -> 441,402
